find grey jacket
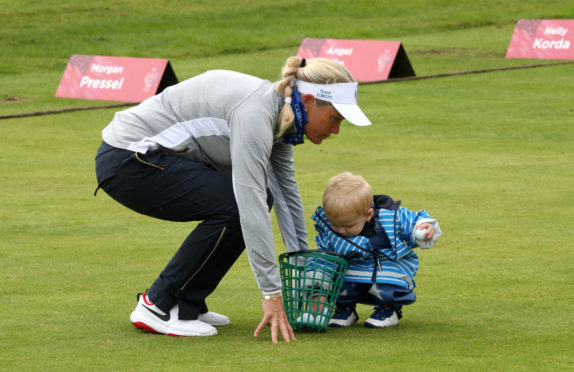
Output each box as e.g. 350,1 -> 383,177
102,70 -> 308,293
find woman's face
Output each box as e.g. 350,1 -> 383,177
301,94 -> 344,144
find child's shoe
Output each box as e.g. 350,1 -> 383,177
364,308 -> 401,328
328,306 -> 358,328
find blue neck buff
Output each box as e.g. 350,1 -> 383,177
283,88 -> 308,146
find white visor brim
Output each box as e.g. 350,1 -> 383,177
333,103 -> 372,127
295,80 -> 371,126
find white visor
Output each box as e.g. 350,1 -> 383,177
295,80 -> 371,126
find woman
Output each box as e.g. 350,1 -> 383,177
94,56 -> 371,343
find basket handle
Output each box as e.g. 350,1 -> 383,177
281,249 -> 348,260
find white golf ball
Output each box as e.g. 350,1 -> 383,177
296,313 -> 315,323
414,228 -> 427,240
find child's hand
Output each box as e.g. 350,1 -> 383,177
414,223 -> 434,241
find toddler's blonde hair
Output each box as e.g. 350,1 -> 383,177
323,172 -> 373,222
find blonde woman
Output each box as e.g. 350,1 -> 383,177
94,57 -> 371,343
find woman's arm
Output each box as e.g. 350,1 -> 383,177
229,106 -> 295,343
268,143 -> 309,252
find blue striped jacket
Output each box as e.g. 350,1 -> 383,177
312,195 -> 434,290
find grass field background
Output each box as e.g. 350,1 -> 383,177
1,1 -> 573,371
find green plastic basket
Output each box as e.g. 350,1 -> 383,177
279,250 -> 349,332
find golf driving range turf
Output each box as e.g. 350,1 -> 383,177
1,1 -> 572,370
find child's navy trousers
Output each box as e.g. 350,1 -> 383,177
337,282 -> 416,311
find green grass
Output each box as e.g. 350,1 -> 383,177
5,0 -> 570,75
1,1 -> 574,371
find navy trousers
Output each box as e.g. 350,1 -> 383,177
95,141 -> 271,320
337,282 -> 416,311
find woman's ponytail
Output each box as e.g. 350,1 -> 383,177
274,57 -> 304,138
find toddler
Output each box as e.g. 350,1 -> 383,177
312,172 -> 441,328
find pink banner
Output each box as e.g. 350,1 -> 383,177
297,38 -> 415,82
55,55 -> 178,102
506,20 -> 574,60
